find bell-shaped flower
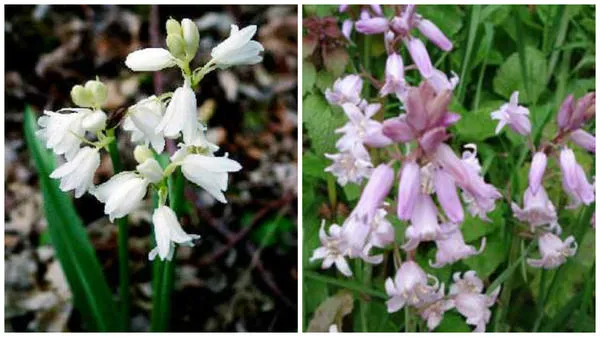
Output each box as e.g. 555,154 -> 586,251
368,208 -> 395,248
427,69 -> 459,94
397,160 -> 421,220
434,168 -> 464,223
210,25 -> 264,69
177,146 -> 242,203
416,18 -> 453,51
91,171 -> 150,222
450,271 -> 500,333
417,284 -> 455,331
430,224 -> 485,268
136,158 -> 164,184
403,193 -> 449,251
125,48 -> 177,72
36,109 -> 89,160
324,145 -> 373,186
404,37 -> 433,77
528,152 -> 547,195
310,220 -> 352,277
335,103 -> 391,150
341,19 -> 353,40
490,91 -> 531,135
511,187 -> 558,232
385,261 -> 440,312
325,75 -> 363,107
149,205 -> 200,261
124,96 -> 166,153
527,232 -> 577,269
355,17 -> 389,34
379,53 -> 409,101
557,92 -> 595,132
559,147 -> 595,208
570,129 -> 595,153
382,114 -> 415,143
155,81 -> 198,144
50,146 -> 100,198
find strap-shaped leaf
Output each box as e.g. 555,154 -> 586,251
23,106 -> 120,331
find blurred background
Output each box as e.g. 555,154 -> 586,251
5,4 -> 297,332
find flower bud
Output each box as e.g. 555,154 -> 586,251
125,48 -> 177,72
405,37 -> 433,78
570,129 -> 595,153
166,34 -> 187,60
85,80 -> 108,107
134,144 -> 154,164
71,85 -> 95,108
434,169 -> 464,223
81,110 -> 107,132
181,18 -> 200,60
556,94 -> 574,130
416,19 -> 452,51
136,158 -> 164,183
166,18 -> 182,36
528,152 -> 547,195
355,17 -> 389,34
397,161 -> 420,220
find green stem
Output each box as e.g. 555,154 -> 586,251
326,175 -> 337,220
151,168 -> 185,331
106,128 -> 129,331
304,271 -> 387,300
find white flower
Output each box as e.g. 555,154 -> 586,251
37,109 -> 88,160
325,74 -> 363,107
149,205 -> 200,261
178,150 -> 242,203
324,146 -> 373,186
90,171 -> 149,222
124,96 -> 166,153
136,158 -> 164,184
155,81 -> 198,144
310,220 -> 352,277
527,232 -> 577,269
211,25 -> 264,68
50,147 -> 100,198
125,48 -> 177,72
417,285 -> 455,331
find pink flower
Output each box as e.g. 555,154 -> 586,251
559,147 -> 595,208
325,146 -> 373,186
397,160 -> 421,220
379,53 -> 409,101
557,92 -> 595,132
511,187 -> 559,232
382,114 -> 415,143
404,37 -> 433,77
416,19 -> 453,51
341,19 -> 353,40
336,103 -> 392,151
490,91 -> 531,135
417,284 -> 455,331
434,168 -> 464,223
325,75 -> 363,107
527,232 -> 577,269
427,69 -> 459,94
450,271 -> 500,333
310,220 -> 352,277
385,261 -> 440,312
403,192 -> 449,251
570,129 -> 595,153
430,224 -> 485,268
368,208 -> 395,248
528,152 -> 547,195
355,17 -> 389,34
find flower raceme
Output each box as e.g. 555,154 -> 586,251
37,17 -> 261,261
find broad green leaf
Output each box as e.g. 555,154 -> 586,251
303,93 -> 346,156
417,5 -> 464,38
463,229 -> 508,279
493,46 -> 548,104
24,106 -> 120,331
454,100 -> 502,141
315,70 -> 335,93
435,311 -> 471,332
342,183 -> 361,202
303,60 -> 316,96
303,151 -> 328,180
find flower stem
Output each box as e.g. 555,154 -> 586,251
106,128 -> 129,331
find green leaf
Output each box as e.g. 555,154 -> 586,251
24,106 -> 120,331
303,152 -> 328,181
315,70 -> 335,93
251,215 -> 294,248
417,5 -> 464,37
302,60 -> 316,96
493,46 -> 548,104
342,184 -> 361,202
435,311 -> 471,332
454,100 -> 502,142
303,93 -> 346,156
463,229 -> 508,279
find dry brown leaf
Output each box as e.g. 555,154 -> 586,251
307,290 -> 354,332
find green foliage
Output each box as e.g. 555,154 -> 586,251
24,106 -> 120,331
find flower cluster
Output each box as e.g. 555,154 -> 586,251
498,92 -> 594,269
311,4 -> 502,331
37,18 -> 263,261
